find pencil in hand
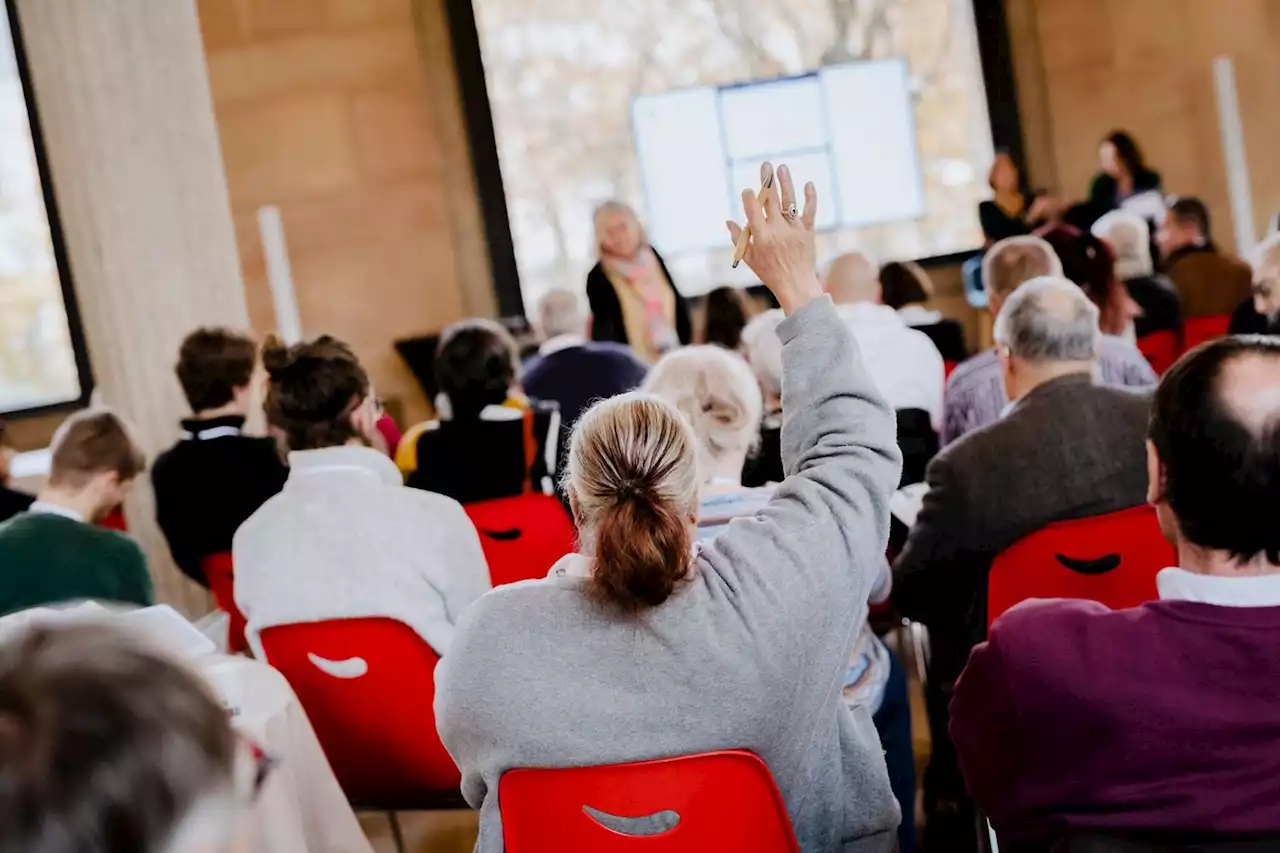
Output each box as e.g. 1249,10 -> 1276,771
732,170 -> 775,269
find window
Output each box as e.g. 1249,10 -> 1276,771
0,2 -> 87,415
468,0 -> 998,307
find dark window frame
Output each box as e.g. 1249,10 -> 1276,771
3,0 -> 94,419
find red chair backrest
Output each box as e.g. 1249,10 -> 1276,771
944,359 -> 960,379
259,617 -> 459,806
1136,329 -> 1179,375
465,493 -> 577,587
500,750 -> 800,853
1182,314 -> 1231,352
988,505 -> 1175,628
99,506 -> 127,531
201,553 -> 247,654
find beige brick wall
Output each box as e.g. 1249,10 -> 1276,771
198,0 -> 492,425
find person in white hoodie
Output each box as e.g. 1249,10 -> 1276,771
825,252 -> 945,429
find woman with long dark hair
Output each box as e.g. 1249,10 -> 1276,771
1078,130 -> 1162,227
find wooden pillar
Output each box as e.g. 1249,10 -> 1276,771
15,0 -> 249,615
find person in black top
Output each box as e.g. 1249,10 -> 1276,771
978,152 -> 1055,244
151,328 -> 287,587
0,421 -> 34,523
1069,130 -> 1162,231
585,201 -> 692,362
879,260 -> 968,363
403,318 -> 561,504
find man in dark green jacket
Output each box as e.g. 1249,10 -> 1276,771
0,409 -> 152,615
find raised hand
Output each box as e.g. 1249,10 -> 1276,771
726,162 -> 822,315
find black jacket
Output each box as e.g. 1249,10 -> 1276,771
0,484 -> 33,524
585,251 -> 692,349
406,400 -> 563,505
151,416 -> 288,587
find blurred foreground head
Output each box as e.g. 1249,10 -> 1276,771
0,624 -> 242,853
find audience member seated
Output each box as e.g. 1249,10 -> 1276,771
646,342 -> 916,853
642,345 -> 767,531
740,308 -> 785,487
0,623 -> 245,853
436,165 -> 902,853
523,288 -> 647,433
1040,223 -> 1141,339
1092,210 -> 1181,338
978,150 -> 1054,243
825,251 -> 945,429
152,328 -> 288,588
0,409 -> 151,616
701,284 -> 755,350
0,421 -> 33,523
880,260 -> 969,362
585,200 -> 692,362
234,335 -> 490,657
1230,234 -> 1280,336
400,318 -> 562,503
895,278 -> 1152,849
1157,196 -> 1253,319
943,236 -> 1156,445
951,336 -> 1280,849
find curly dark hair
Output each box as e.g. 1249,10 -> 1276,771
262,334 -> 370,451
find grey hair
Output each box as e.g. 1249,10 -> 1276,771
993,275 -> 1101,363
642,346 -> 763,478
536,288 -> 587,339
981,235 -> 1064,301
740,309 -> 785,397
1092,210 -> 1153,279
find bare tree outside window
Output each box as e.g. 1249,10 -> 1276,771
474,0 -> 994,306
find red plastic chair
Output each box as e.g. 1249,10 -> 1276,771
259,618 -> 463,810
988,505 -> 1175,628
944,360 -> 960,379
1182,314 -> 1231,353
99,506 -> 127,531
201,553 -> 247,654
1136,329 -> 1180,375
465,494 -> 577,587
500,750 -> 800,853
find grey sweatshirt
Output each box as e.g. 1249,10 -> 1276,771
434,296 -> 904,853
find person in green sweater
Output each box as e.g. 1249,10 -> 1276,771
0,408 -> 153,615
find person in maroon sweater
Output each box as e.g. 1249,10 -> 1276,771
951,335 -> 1280,850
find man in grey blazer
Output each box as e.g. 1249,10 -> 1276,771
894,276 -> 1152,851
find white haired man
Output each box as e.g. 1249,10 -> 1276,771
895,277 -> 1153,848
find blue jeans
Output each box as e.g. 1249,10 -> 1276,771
873,648 -> 917,853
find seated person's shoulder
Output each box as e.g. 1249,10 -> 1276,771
985,598 -> 1119,679
945,349 -> 995,391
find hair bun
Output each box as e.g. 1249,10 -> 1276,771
260,336 -> 293,377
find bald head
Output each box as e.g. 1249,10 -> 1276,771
1149,337 -> 1280,567
824,252 -> 879,304
982,236 -> 1063,312
1252,234 -> 1280,319
993,276 -> 1100,364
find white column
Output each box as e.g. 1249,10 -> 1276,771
15,0 -> 249,615
1213,56 -> 1257,256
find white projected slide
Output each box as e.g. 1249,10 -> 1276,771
632,58 -> 924,255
